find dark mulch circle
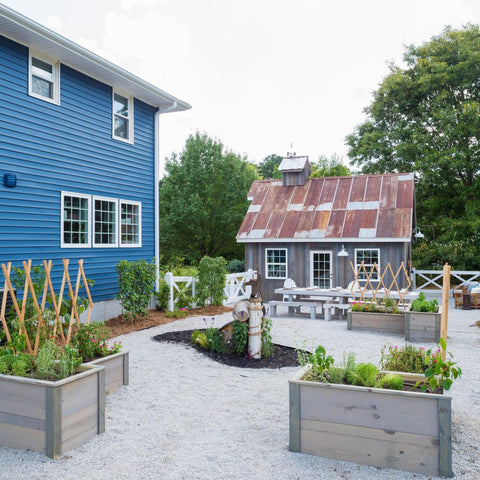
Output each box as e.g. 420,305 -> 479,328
153,329 -> 300,369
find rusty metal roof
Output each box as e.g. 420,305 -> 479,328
237,173 -> 415,242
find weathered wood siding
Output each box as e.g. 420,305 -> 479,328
289,375 -> 452,477
87,351 -> 129,395
347,311 -> 405,334
0,365 -> 105,458
246,242 -> 409,302
405,308 -> 442,343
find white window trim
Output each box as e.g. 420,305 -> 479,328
61,191 -> 91,248
354,248 -> 380,281
309,250 -> 332,288
265,248 -> 288,279
28,51 -> 60,105
93,195 -> 119,248
120,199 -> 142,247
112,89 -> 134,144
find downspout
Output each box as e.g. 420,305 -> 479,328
154,101 -> 177,292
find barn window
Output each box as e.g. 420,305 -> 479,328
29,53 -> 60,104
120,200 -> 141,247
265,248 -> 287,279
93,196 -> 118,247
113,91 -> 134,142
61,192 -> 91,247
355,248 -> 380,280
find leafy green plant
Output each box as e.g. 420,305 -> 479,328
377,373 -> 404,390
422,338 -> 462,392
380,344 -> 429,373
155,279 -> 170,311
297,344 -> 335,382
327,365 -> 346,384
261,317 -> 274,358
347,362 -> 379,387
196,256 -> 227,307
59,345 -> 82,378
191,330 -> 209,349
233,320 -> 248,356
116,259 -> 156,321
410,292 -> 438,313
35,339 -> 59,380
205,327 -> 226,354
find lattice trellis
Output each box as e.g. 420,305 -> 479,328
0,259 -> 93,356
349,261 -> 411,309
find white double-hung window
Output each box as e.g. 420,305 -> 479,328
120,200 -> 141,247
61,192 -> 91,247
113,91 -> 133,142
355,248 -> 380,280
29,53 -> 59,104
93,196 -> 118,247
265,248 -> 288,279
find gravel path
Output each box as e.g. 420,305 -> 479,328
1,301 -> 479,480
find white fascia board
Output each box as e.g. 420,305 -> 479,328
0,4 -> 191,111
237,237 -> 411,243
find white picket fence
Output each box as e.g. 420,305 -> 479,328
412,269 -> 480,291
164,269 -> 254,311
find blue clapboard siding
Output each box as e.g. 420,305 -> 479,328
0,35 -> 156,303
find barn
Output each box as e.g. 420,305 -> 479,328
236,157 -> 417,301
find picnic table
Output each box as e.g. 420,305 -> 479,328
271,287 -> 419,321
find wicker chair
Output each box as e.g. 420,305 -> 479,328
453,290 -> 464,309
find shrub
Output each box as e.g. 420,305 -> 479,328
155,279 -> 170,311
410,292 -> 438,312
233,320 -> 248,356
116,259 -> 156,321
205,327 -> 226,354
226,259 -> 245,273
196,256 -> 227,307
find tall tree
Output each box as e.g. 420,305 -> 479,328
159,133 -> 257,264
310,154 -> 351,177
346,25 -> 480,268
257,153 -> 283,179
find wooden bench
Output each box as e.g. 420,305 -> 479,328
268,300 -> 321,320
323,303 -> 350,321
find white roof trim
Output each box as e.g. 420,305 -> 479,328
237,237 -> 411,243
0,4 -> 191,111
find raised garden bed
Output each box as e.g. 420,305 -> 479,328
84,350 -> 129,395
289,369 -> 452,477
0,364 -> 105,459
347,310 -> 405,334
405,307 -> 442,343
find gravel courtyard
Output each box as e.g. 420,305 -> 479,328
1,298 -> 479,480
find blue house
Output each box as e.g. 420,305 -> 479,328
0,5 -> 190,320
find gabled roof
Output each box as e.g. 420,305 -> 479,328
237,173 -> 415,243
0,4 -> 191,112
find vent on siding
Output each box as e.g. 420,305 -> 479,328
278,156 -> 310,186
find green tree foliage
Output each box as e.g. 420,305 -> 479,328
345,25 -> 480,269
310,154 -> 351,177
257,153 -> 283,179
159,132 -> 257,264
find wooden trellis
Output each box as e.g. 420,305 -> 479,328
349,261 -> 411,309
0,259 -> 93,356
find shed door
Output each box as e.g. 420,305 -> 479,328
310,251 -> 332,288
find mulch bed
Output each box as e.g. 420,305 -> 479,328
105,305 -> 232,338
153,329 -> 300,369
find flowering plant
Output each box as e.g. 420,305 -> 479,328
350,297 -> 401,314
70,322 -> 122,362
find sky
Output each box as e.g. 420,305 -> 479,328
3,0 -> 480,172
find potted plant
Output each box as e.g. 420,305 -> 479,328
405,292 -> 441,343
0,337 -> 105,459
347,297 -> 405,334
71,322 -> 128,395
289,339 -> 460,477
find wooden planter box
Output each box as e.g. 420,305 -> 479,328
85,351 -> 129,395
405,307 -> 442,343
289,370 -> 452,478
347,311 -> 405,334
0,364 -> 105,459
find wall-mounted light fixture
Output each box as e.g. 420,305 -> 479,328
4,173 -> 17,188
412,227 -> 425,239
337,244 -> 349,257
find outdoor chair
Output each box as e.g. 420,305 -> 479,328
453,290 -> 464,309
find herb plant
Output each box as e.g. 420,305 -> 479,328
410,292 -> 438,312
